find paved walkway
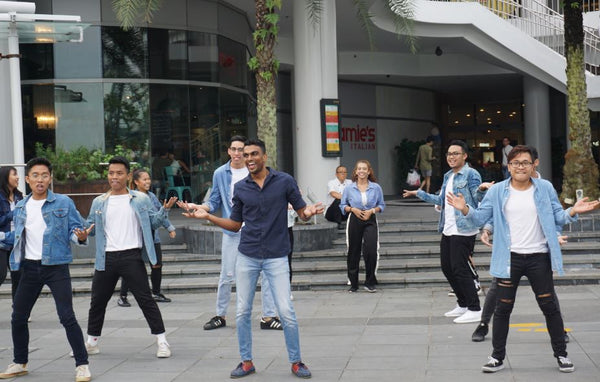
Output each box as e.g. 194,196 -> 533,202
0,285 -> 598,381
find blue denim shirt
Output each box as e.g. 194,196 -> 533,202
0,191 -> 23,250
205,161 -> 238,236
464,178 -> 577,278
148,191 -> 175,244
86,189 -> 169,271
9,190 -> 86,271
230,168 -> 306,259
339,181 -> 385,213
417,163 -> 485,233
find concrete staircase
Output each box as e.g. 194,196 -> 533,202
3,200 -> 600,297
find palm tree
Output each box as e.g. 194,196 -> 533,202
561,0 -> 600,201
112,0 -> 416,170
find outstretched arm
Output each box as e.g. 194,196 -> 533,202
177,201 -> 242,232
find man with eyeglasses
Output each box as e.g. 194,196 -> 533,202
193,135 -> 281,332
446,144 -> 600,374
325,165 -> 352,229
404,140 -> 490,324
0,157 -> 93,381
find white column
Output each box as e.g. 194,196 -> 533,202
8,19 -> 25,191
0,38 -> 14,166
523,76 -> 552,180
292,0 -> 339,203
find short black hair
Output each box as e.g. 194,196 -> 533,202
245,138 -> 266,154
507,145 -> 535,163
426,136 -> 434,143
528,145 -> 539,161
448,140 -> 468,154
230,135 -> 247,145
108,156 -> 130,172
26,157 -> 52,175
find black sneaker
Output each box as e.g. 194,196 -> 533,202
557,356 -> 575,373
117,296 -> 131,307
364,285 -> 377,293
472,323 -> 488,342
482,356 -> 504,373
348,287 -> 358,293
203,316 -> 226,330
260,317 -> 283,330
153,293 -> 172,303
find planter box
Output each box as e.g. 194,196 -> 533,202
52,180 -> 108,217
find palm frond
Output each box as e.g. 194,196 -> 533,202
387,0 -> 418,53
112,0 -> 142,30
306,0 -> 323,30
142,0 -> 163,24
353,0 -> 376,50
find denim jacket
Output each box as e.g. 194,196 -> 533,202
205,161 -> 238,236
464,178 -> 577,278
417,163 -> 485,233
339,181 -> 385,213
0,191 -> 23,250
9,190 -> 87,271
86,189 -> 169,271
148,191 -> 175,244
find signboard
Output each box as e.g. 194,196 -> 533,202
320,98 -> 342,157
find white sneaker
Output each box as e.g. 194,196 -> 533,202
290,294 -> 294,301
454,309 -> 482,324
0,363 -> 28,378
75,364 -> 91,382
444,305 -> 468,317
70,342 -> 99,357
157,341 -> 171,358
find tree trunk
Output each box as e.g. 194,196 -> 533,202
561,1 -> 599,202
255,0 -> 278,169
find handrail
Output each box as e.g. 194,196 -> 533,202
427,0 -> 600,75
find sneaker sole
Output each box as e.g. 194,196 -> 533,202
0,371 -> 28,378
482,364 -> 504,373
454,316 -> 482,324
559,366 -> 575,373
231,370 -> 255,379
444,311 -> 467,317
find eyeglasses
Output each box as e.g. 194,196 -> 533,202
446,151 -> 464,157
509,161 -> 533,168
229,147 -> 244,152
29,173 -> 51,180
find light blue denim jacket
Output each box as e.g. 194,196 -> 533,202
205,161 -> 238,236
416,163 -> 485,233
86,189 -> 169,271
464,178 -> 577,278
148,191 -> 175,244
10,190 -> 87,271
339,181 -> 385,213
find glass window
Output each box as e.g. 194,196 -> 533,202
22,84 -> 55,160
54,26 -> 102,79
104,83 -> 150,166
218,36 -> 248,88
20,44 -> 54,80
188,31 -> 218,82
148,29 -> 188,80
102,26 -> 148,78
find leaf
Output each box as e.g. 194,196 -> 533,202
264,12 -> 280,25
387,0 -> 418,53
353,0 -> 376,50
306,0 -> 323,30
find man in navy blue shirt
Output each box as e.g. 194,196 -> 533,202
179,138 -> 322,379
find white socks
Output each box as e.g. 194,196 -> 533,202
87,335 -> 99,346
156,333 -> 167,344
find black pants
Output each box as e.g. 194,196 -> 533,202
325,199 -> 347,224
13,260 -> 88,366
440,234 -> 480,311
346,213 -> 379,289
492,252 -> 567,361
88,248 -> 165,336
0,249 -> 21,300
121,243 -> 163,296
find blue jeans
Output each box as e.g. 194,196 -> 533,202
236,253 -> 301,363
12,260 -> 88,366
217,233 -> 276,317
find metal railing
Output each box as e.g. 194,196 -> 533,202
429,0 -> 600,74
545,0 -> 600,13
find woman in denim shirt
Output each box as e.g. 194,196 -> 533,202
340,160 -> 385,293
0,166 -> 23,299
118,169 -> 176,306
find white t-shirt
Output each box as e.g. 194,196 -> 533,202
502,144 -> 513,166
326,178 -> 352,207
24,198 -> 47,261
105,194 -> 143,251
505,184 -> 548,254
10,200 -> 15,232
443,173 -> 478,236
230,166 -> 249,206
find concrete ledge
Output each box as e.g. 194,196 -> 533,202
184,220 -> 338,255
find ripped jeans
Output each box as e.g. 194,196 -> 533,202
492,252 -> 567,361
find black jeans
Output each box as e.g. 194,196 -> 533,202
12,260 -> 88,366
121,243 -> 164,296
88,248 -> 165,336
346,213 -> 379,289
440,234 -> 480,311
0,249 -> 21,300
492,252 -> 567,361
325,199 -> 347,224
